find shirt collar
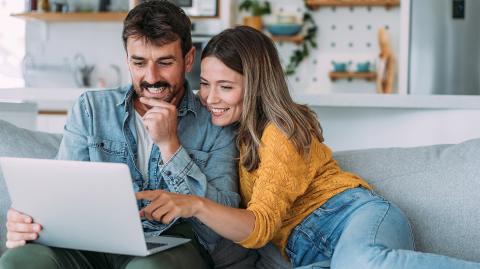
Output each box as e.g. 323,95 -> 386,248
116,81 -> 197,117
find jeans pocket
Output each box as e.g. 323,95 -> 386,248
313,189 -> 360,217
286,227 -> 331,267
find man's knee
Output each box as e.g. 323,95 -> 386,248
126,243 -> 211,269
0,244 -> 58,269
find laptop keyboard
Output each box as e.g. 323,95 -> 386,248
146,242 -> 167,250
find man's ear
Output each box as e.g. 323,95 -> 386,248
184,46 -> 196,73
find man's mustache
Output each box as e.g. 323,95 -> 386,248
140,81 -> 171,89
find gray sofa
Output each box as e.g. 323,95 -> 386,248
1,118 -> 479,267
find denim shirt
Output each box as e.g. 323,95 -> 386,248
56,83 -> 240,252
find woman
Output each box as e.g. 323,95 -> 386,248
136,26 -> 480,268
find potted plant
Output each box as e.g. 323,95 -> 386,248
239,0 -> 271,30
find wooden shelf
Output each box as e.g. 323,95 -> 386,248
306,0 -> 400,9
11,12 -> 128,22
11,12 -> 219,22
329,71 -> 377,81
270,34 -> 304,44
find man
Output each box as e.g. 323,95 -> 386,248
0,1 -> 249,268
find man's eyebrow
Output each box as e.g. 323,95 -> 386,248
130,55 -> 145,60
130,55 -> 176,61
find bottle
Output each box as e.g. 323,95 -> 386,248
25,0 -> 37,11
38,0 -> 50,12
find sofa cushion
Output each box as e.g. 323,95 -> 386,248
333,138 -> 480,263
0,119 -> 62,254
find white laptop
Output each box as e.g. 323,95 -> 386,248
0,157 -> 190,256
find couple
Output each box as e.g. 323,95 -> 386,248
2,1 -> 480,269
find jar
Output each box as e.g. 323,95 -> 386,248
38,0 -> 50,12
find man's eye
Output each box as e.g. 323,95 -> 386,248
158,62 -> 173,66
133,62 -> 144,67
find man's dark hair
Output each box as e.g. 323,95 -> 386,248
122,0 -> 192,56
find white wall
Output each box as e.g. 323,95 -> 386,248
24,22 -> 128,88
313,107 -> 480,151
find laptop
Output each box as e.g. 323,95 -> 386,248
0,157 -> 190,256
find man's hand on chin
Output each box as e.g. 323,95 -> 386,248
139,96 -> 180,162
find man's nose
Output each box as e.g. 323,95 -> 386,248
144,63 -> 160,84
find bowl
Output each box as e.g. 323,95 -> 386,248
332,61 -> 351,72
265,23 -> 303,36
356,62 -> 371,72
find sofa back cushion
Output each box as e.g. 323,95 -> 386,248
334,138 -> 480,263
0,119 -> 62,254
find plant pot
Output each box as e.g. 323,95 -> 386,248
243,16 -> 263,30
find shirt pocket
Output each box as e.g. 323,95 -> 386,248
87,136 -> 128,163
185,148 -> 210,170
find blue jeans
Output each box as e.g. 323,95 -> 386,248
286,187 -> 480,269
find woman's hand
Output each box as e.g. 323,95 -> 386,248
136,190 -> 202,224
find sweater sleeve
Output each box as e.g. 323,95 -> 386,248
237,125 -> 320,248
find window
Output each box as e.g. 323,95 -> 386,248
0,0 -> 26,88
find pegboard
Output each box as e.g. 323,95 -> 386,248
239,0 -> 401,95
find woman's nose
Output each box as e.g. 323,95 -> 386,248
206,88 -> 220,104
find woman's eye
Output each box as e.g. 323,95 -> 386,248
221,86 -> 233,90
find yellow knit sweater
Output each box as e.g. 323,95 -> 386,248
237,124 -> 371,257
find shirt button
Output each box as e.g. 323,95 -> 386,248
165,170 -> 172,176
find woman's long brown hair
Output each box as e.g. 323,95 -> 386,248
201,26 -> 323,171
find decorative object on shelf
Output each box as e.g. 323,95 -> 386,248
331,61 -> 351,72
265,23 -> 303,36
284,7 -> 317,76
25,0 -> 38,12
51,0 -> 68,13
356,61 -> 371,72
305,0 -> 400,9
38,0 -> 50,12
73,54 -> 95,88
99,0 -> 111,12
376,27 -> 395,94
239,0 -> 271,30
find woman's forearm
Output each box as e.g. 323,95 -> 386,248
193,196 -> 255,243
